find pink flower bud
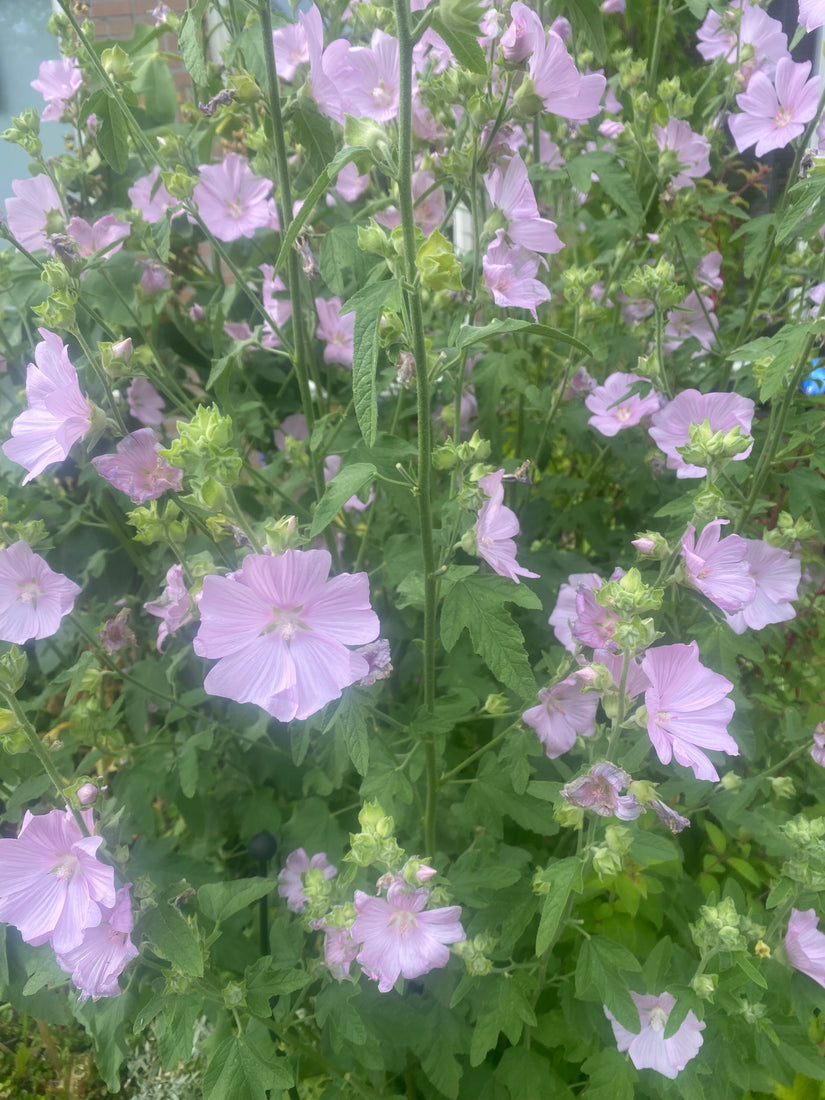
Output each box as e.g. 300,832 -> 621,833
632,537 -> 655,555
111,338 -> 132,362
189,303 -> 205,322
77,782 -> 98,806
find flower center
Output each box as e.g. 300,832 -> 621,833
226,199 -> 246,220
372,80 -> 394,108
17,579 -> 43,605
389,909 -> 418,937
265,607 -> 304,642
615,403 -> 633,423
53,852 -> 79,881
774,106 -> 794,129
648,1005 -> 669,1032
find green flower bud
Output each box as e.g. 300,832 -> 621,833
227,71 -> 261,103
483,693 -> 508,716
511,76 -> 544,118
416,230 -> 463,292
553,802 -> 584,829
101,44 -> 133,83
344,115 -> 391,162
127,499 -> 187,546
41,258 -> 79,293
592,845 -> 624,880
161,167 -> 196,201
769,776 -> 795,799
13,520 -> 48,547
432,440 -> 459,470
631,531 -> 669,558
31,291 -> 76,331
222,980 -> 246,1009
677,419 -> 753,471
765,511 -> 816,548
358,220 -> 393,259
0,647 -> 28,695
347,834 -> 380,867
611,616 -> 660,655
264,515 -> 300,554
690,972 -> 716,999
720,771 -> 743,792
3,108 -> 42,155
455,934 -> 494,976
619,57 -> 647,90
0,708 -> 27,754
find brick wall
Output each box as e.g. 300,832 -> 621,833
89,0 -> 191,90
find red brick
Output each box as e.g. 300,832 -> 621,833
92,1 -> 131,15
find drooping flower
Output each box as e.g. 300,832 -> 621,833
92,428 -> 183,504
0,808 -> 116,955
681,519 -> 755,612
194,549 -> 380,721
193,153 -> 277,242
562,762 -> 645,820
501,1 -> 544,62
522,675 -> 599,759
641,642 -> 738,781
277,849 -> 337,913
648,390 -> 755,478
474,469 -> 539,584
260,263 -> 292,348
528,29 -> 605,119
144,563 -> 196,652
0,541 -> 81,644
98,607 -> 136,654
324,922 -> 361,981
31,58 -> 82,122
316,296 -> 355,366
55,884 -> 138,1000
126,377 -> 166,427
482,230 -> 552,318
5,175 -> 66,252
548,572 -> 602,652
484,154 -> 563,255
654,120 -> 711,190
585,371 -> 661,437
138,260 -> 171,294
722,539 -> 801,633
729,57 -> 820,157
785,908 -> 825,989
649,799 -> 691,833
605,992 -> 705,1078
128,167 -> 179,223
664,291 -> 717,353
3,330 -> 93,484
351,880 -> 465,993
572,585 -> 619,650
66,214 -> 130,261
354,638 -> 393,686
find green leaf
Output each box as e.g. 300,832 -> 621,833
142,900 -> 203,977
457,317 -> 591,355
535,857 -> 583,955
567,152 -> 642,219
309,462 -> 376,536
177,0 -> 210,86
567,0 -> 608,63
581,1049 -> 636,1100
206,354 -> 236,392
575,939 -> 641,1031
326,690 -> 370,776
735,951 -> 768,989
203,1033 -> 293,1100
729,322 -> 811,402
95,97 -> 130,174
290,106 -> 339,179
777,168 -> 825,243
469,975 -> 537,1066
343,280 -> 402,447
151,214 -> 171,262
730,213 -> 775,279
431,17 -> 487,73
137,54 -> 178,124
198,878 -> 273,923
440,574 -> 539,697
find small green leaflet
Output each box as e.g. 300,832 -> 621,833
535,857 -> 583,955
177,0 -> 210,86
197,877 -> 273,923
309,462 -> 376,536
457,317 -> 591,356
142,900 -> 203,977
203,1033 -> 293,1100
343,281 -> 402,447
729,322 -> 812,401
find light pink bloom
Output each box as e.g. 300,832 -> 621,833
351,880 -> 465,993
811,726 -> 825,767
66,214 -> 129,261
5,175 -> 66,252
529,31 -> 605,119
585,372 -> 661,437
0,807 -> 116,955
412,170 -> 445,237
723,539 -> 801,633
194,549 -> 380,721
729,57 -> 820,157
145,563 -> 195,651
562,761 -> 644,819
549,572 -> 603,652
641,641 -> 738,781
573,586 -> 619,650
654,120 -> 711,190
92,428 -> 183,504
340,30 -> 400,123
260,263 -> 292,348
324,924 -> 360,981
681,519 -> 755,612
193,153 -> 276,242
127,377 -> 165,427
475,469 -> 539,583
2,329 -> 92,484
0,541 -> 80,644
55,884 -> 138,1000
697,1 -> 788,77
304,6 -> 346,124
648,390 -> 755,478
601,0 -> 626,12
277,849 -> 337,913
664,291 -> 717,353
128,167 -> 179,223
272,20 -> 310,80
605,992 -> 705,1078
799,0 -> 825,31
335,160 -> 370,203
139,260 -> 171,294
31,58 -> 82,122
316,296 -> 355,366
696,250 -> 723,291
786,909 -> 825,988
501,1 -> 543,63
522,675 -> 599,758
482,230 -> 551,319
484,155 -> 563,255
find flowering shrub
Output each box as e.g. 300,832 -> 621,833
1,0 -> 825,1096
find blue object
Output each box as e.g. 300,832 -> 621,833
801,361 -> 825,396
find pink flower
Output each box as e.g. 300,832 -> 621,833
412,170 -> 445,237
55,885 -> 138,1000
548,572 -> 603,651
339,30 -> 400,123
351,880 -> 465,993
127,377 -> 165,427
729,57 -> 820,157
31,58 -> 82,122
334,160 -> 370,203
648,390 -> 755,478
572,586 -> 619,650
664,291 -> 717,353
194,549 -> 380,721
695,250 -> 723,291
324,923 -> 360,981
786,909 -> 825,988
272,20 -> 310,81
654,120 -> 711,190
562,761 -> 644,819
261,263 -> 292,347
811,725 -> 825,767
193,153 -> 276,242
722,539 -> 801,633
316,296 -> 354,366
139,260 -> 171,294
529,31 -> 605,120
501,1 -> 543,63
585,372 -> 661,437
641,641 -> 738,781
799,0 -> 825,32
484,155 -> 563,255
0,541 -> 80,644
605,992 -> 705,1078
482,230 -> 552,318
2,329 -> 93,484
144,563 -> 196,651
0,807 -> 116,955
128,167 -> 179,223
277,849 -> 337,913
66,214 -> 129,261
681,519 -> 755,612
474,469 -> 539,583
522,675 -> 599,758
92,429 -> 183,504
697,2 -> 788,76
5,175 -> 66,252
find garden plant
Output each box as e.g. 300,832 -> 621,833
2,0 -> 825,1096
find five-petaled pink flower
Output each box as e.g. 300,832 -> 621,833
562,761 -> 644,819
729,57 -> 820,157
0,541 -> 81,644
5,175 -> 66,252
144,563 -> 196,651
585,371 -> 661,437
785,908 -> 825,989
128,167 -> 179,223
641,641 -> 738,781
723,539 -> 801,633
55,884 -> 138,1001
482,230 -> 551,318
681,519 -> 755,612
2,329 -> 93,484
193,153 -> 277,242
654,120 -> 711,190
474,469 -> 539,584
522,675 -> 599,758
605,992 -> 705,1079
484,155 -> 564,255
351,879 -> 465,993
194,548 -> 380,721
648,390 -> 754,478
31,58 -> 82,122
277,848 -> 337,913
0,807 -> 116,955
92,429 -> 183,504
